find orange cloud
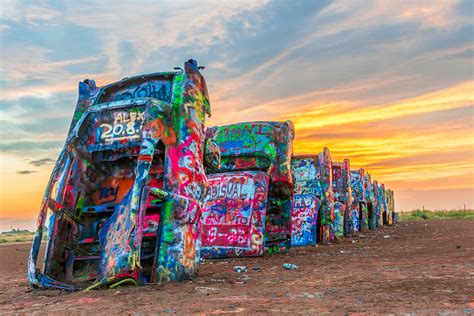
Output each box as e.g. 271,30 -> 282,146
288,81 -> 473,129
280,82 -> 473,200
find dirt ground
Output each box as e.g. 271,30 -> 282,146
0,219 -> 473,315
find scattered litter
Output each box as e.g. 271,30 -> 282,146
340,250 -> 346,253
199,257 -> 205,263
162,308 -> 176,314
383,235 -> 390,239
352,240 -> 356,243
283,263 -> 298,270
210,278 -> 226,283
287,292 -> 324,299
251,267 -> 262,272
233,266 -> 247,273
359,234 -> 366,238
195,286 -> 220,294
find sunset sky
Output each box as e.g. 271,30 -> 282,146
0,0 -> 473,231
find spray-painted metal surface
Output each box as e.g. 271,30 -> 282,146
364,173 -> 376,230
28,59 -> 211,290
202,121 -> 294,256
201,171 -> 269,257
331,159 -> 352,238
384,189 -> 394,225
392,191 -> 399,224
380,184 -> 388,225
318,147 -> 335,244
388,189 -> 395,225
373,181 -> 384,228
350,168 -> 368,234
290,156 -> 323,246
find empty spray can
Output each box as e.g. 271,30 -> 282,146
282,263 -> 298,270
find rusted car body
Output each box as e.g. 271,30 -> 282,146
350,168 -> 368,234
201,121 -> 294,257
28,60 -> 211,290
331,160 -> 352,238
290,155 -> 323,246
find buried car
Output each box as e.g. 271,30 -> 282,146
290,155 -> 324,246
350,168 -> 368,234
384,188 -> 394,226
332,159 -> 352,238
373,181 -> 384,228
317,147 -> 335,244
364,173 -> 377,230
28,59 -> 211,290
201,121 -> 295,257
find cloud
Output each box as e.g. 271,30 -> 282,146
60,1 -> 269,76
287,80 -> 473,130
0,0 -> 472,213
16,170 -> 37,175
0,140 -> 63,153
29,158 -> 55,167
205,0 -> 472,127
0,1 -> 60,25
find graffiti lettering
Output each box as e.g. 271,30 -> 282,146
98,186 -> 119,204
207,179 -> 254,201
113,81 -> 171,102
99,110 -> 144,143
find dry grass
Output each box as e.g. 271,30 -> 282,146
399,209 -> 474,221
0,232 -> 35,244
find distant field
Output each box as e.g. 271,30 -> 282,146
399,209 -> 474,221
0,232 -> 35,244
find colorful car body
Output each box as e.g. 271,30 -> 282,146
28,60 -> 211,290
332,159 -> 352,238
318,147 -> 335,244
201,121 -> 294,257
373,181 -> 384,227
383,188 -> 394,225
350,168 -> 368,234
380,184 -> 387,225
389,190 -> 396,224
364,173 -> 377,230
290,155 -> 324,246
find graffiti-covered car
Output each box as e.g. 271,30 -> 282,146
28,59 -> 211,290
290,155 -> 323,246
389,190 -> 396,224
384,188 -> 394,225
350,168 -> 368,234
373,181 -> 384,227
318,147 -> 335,244
364,173 -> 376,230
332,159 -> 352,238
201,121 -> 294,257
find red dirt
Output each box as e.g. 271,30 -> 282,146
0,219 -> 473,315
